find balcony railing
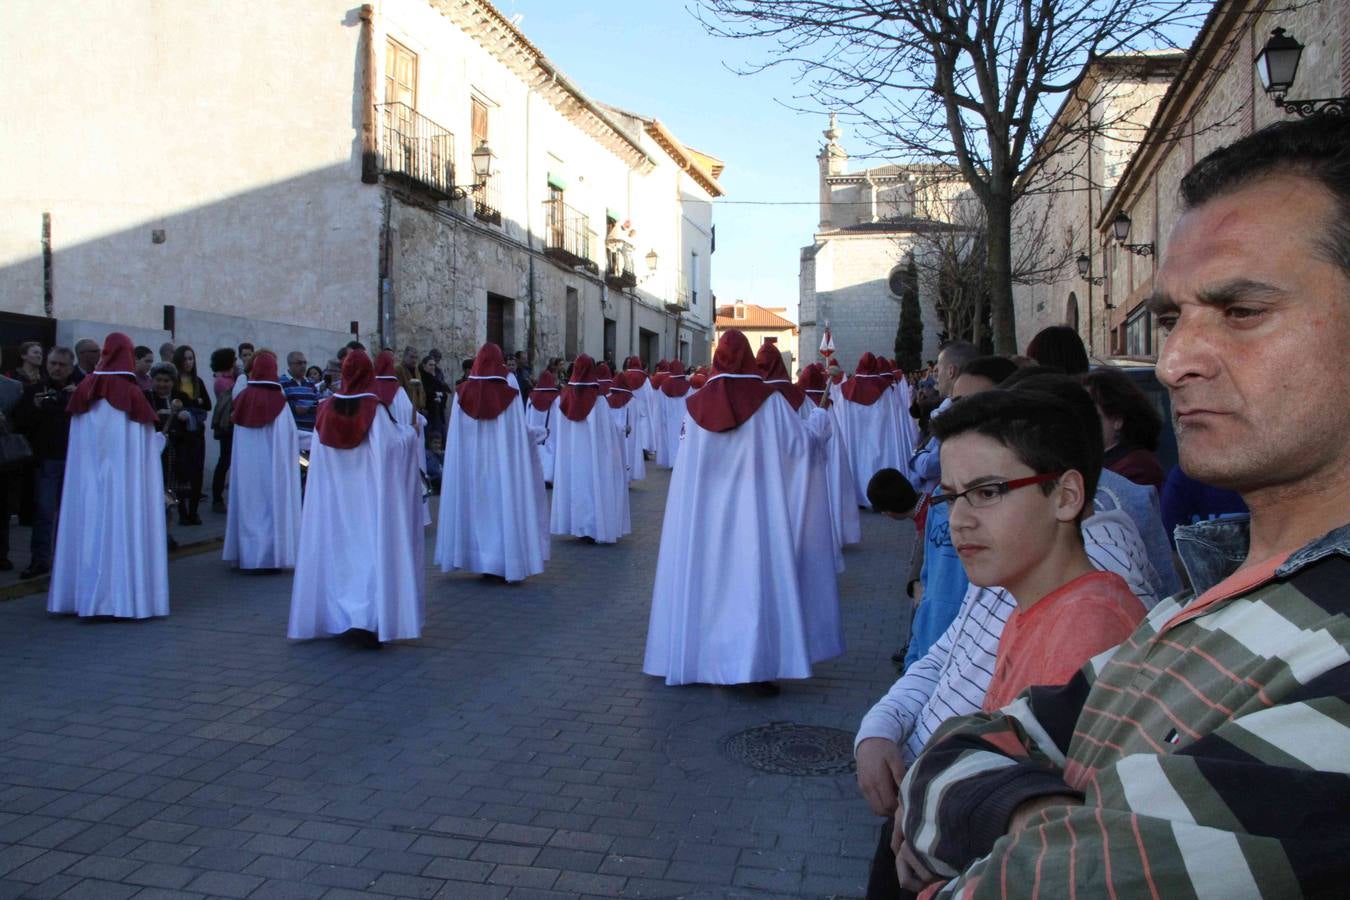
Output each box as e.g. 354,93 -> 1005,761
543,199 -> 598,273
376,102 -> 455,199
605,239 -> 637,290
474,179 -> 502,226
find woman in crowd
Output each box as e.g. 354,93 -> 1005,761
171,345 -> 211,524
419,354 -> 449,445
209,347 -> 237,513
10,342 -> 44,386
305,364 -> 324,385
144,362 -> 195,541
1083,366 -> 1166,490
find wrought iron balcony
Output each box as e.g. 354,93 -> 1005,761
474,179 -> 502,226
375,102 -> 455,199
543,199 -> 598,273
605,240 -> 637,290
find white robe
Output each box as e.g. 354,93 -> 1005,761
629,377 -> 658,451
223,412 -> 301,569
607,399 -> 646,482
655,390 -> 690,468
889,380 -> 920,463
643,396 -> 844,685
524,395 -> 560,484
48,401 -> 169,618
644,379 -> 664,452
804,395 -> 862,558
435,395 -> 549,581
550,399 -> 631,543
287,409 -> 425,641
382,386 -> 431,526
832,389 -> 906,508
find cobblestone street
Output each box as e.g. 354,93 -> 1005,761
0,467 -> 915,900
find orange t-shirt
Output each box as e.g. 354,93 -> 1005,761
982,570 -> 1146,712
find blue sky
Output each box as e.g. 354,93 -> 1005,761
499,0 -> 829,318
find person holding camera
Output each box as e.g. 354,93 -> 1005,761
12,347 -> 77,579
145,362 -> 199,528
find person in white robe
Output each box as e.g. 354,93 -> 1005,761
374,350 -> 430,526
646,359 -> 671,453
797,363 -> 862,551
435,343 -> 549,582
606,371 -> 646,483
523,370 -> 561,485
223,351 -> 300,569
888,359 -> 921,452
288,350 -> 424,644
644,330 -> 843,691
622,356 -> 656,453
48,332 -> 169,619
654,361 -> 692,468
832,353 -> 906,508
550,354 -> 630,544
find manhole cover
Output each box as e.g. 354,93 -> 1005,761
721,722 -> 857,776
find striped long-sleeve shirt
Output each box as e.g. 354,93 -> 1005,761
899,519 -> 1350,898
856,509 -> 1158,764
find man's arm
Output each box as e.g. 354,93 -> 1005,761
903,663 -> 1350,898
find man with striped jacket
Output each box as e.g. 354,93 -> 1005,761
892,116 -> 1350,897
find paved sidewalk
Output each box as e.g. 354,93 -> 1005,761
0,467 -> 915,899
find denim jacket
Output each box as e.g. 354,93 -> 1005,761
1175,514 -> 1350,596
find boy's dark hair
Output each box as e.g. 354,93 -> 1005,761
237,342 -> 255,354
866,468 -> 919,515
932,388 -> 1102,517
999,365 -> 1065,387
1180,115 -> 1350,276
958,355 -> 1018,386
1002,373 -> 1106,479
1025,326 -> 1089,375
1082,367 -> 1163,453
209,347 -> 236,374
134,345 -> 153,359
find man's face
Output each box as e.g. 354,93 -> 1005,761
288,354 -> 307,379
506,358 -> 517,372
77,345 -> 99,372
940,433 -> 1074,590
135,352 -> 153,374
153,373 -> 174,396
239,348 -> 254,368
935,351 -> 957,397
403,348 -> 418,368
1154,175 -> 1350,493
46,353 -> 73,383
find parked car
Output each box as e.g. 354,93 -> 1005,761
1093,357 -> 1178,474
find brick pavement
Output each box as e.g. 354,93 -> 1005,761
0,466 -> 915,899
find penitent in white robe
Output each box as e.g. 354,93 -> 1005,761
524,396 -> 560,484
630,378 -> 658,452
287,410 -> 425,642
384,387 -> 432,527
643,395 -> 844,685
550,401 -> 631,543
803,395 -> 862,560
435,395 -> 549,582
654,392 -> 689,468
223,413 -> 301,569
608,401 -> 647,482
888,380 -> 920,465
48,401 -> 169,618
832,391 -> 906,508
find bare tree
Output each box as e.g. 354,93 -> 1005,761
695,0 -> 1208,353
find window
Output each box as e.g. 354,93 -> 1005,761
384,38 -> 417,107
1125,305 -> 1153,357
734,304 -> 746,320
471,98 -> 489,148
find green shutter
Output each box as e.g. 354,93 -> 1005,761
547,172 -> 568,191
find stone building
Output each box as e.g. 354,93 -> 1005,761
0,0 -> 719,370
797,116 -> 955,375
1009,53 -> 1183,356
1092,0 -> 1342,358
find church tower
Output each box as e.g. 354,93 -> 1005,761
817,112 -> 848,229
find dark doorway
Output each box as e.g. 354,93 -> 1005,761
639,328 -> 659,368
0,311 -> 57,374
564,287 -> 579,359
487,292 -> 511,350
603,317 -> 617,366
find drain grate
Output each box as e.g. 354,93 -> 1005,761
721,722 -> 857,776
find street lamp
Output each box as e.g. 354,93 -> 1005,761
1255,28 -> 1349,117
639,248 -> 660,285
1112,212 -> 1154,257
453,141 -> 495,199
1076,252 -> 1104,286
